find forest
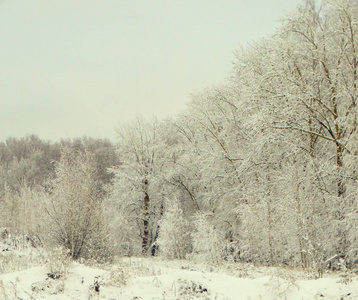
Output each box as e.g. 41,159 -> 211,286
1,0 -> 358,278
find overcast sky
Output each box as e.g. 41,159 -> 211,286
0,0 -> 303,141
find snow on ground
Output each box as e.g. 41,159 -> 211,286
0,256 -> 358,299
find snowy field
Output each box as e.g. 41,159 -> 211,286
0,251 -> 358,300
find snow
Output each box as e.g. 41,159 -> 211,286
0,256 -> 357,299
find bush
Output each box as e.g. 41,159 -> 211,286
191,214 -> 225,264
156,200 -> 192,259
44,147 -> 111,261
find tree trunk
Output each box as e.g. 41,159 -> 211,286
142,179 -> 150,254
151,203 -> 163,256
295,181 -> 308,269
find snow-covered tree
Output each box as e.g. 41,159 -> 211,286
110,117 -> 180,255
227,0 -> 358,267
192,213 -> 225,264
156,198 -> 191,259
44,147 -> 108,260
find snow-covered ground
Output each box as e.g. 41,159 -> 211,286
0,236 -> 357,299
0,256 -> 358,299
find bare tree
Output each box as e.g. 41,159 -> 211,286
44,147 -> 108,260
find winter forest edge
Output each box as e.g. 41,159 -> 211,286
1,0 -> 358,289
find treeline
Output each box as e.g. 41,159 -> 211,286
109,0 -> 358,270
1,0 -> 358,272
0,135 -> 118,193
0,135 -> 119,247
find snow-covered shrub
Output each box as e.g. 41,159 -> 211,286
46,247 -> 72,280
175,278 -> 209,299
191,213 -> 225,264
104,201 -> 138,257
0,185 -> 46,237
43,148 -> 111,262
266,268 -> 298,299
31,280 -> 64,296
107,266 -> 129,287
156,200 -> 192,259
113,257 -> 161,278
0,234 -> 46,274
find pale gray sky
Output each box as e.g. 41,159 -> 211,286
0,0 -> 302,141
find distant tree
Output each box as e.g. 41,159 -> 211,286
60,136 -> 120,194
0,135 -> 118,197
0,135 -> 61,194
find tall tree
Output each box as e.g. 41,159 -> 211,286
110,117 -> 176,255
